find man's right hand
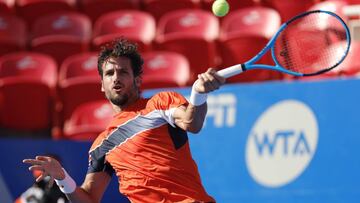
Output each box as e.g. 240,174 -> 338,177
23,156 -> 65,188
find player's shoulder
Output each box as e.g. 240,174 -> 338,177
148,91 -> 188,110
150,91 -> 185,101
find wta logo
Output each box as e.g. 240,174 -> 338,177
245,100 -> 318,188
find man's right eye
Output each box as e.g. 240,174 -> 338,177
105,71 -> 114,76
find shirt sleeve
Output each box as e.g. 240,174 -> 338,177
86,131 -> 115,176
150,91 -> 188,127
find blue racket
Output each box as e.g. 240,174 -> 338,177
217,10 -> 351,78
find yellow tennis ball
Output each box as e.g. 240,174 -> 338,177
212,0 -> 230,17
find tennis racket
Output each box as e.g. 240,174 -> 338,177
217,10 -> 351,78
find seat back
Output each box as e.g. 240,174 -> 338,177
308,0 -> 348,20
202,0 -> 260,12
58,52 -> 103,128
0,52 -> 57,130
0,14 -> 27,56
264,0 -> 320,21
336,41 -> 360,77
59,52 -> 99,80
143,0 -> 200,21
63,100 -> 113,141
156,9 -> 219,83
31,12 -> 92,64
16,0 -> 76,26
0,52 -> 57,86
142,51 -> 190,89
219,7 -> 283,83
92,10 -> 156,52
79,0 -> 141,22
0,0 -> 14,13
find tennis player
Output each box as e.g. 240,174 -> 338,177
23,38 -> 225,203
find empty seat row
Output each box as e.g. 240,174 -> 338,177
0,0 -> 257,24
1,39 -> 360,139
0,38 -> 360,138
0,50 -> 191,139
1,0 -> 359,24
2,0 -> 355,84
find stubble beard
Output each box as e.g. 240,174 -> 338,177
107,81 -> 139,107
109,93 -> 129,107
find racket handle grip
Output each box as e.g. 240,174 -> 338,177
217,64 -> 244,78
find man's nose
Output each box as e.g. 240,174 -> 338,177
113,71 -> 121,83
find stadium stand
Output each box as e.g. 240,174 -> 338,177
218,6 -> 283,83
346,0 -> 360,4
56,52 -> 103,139
0,1 -> 360,202
202,0 -> 261,11
263,0 -> 321,22
336,41 -> 360,77
0,0 -> 357,138
16,0 -> 76,26
62,100 -> 112,141
143,0 -> 201,21
0,52 -> 57,132
92,10 -> 156,52
30,11 -> 92,65
0,14 -> 27,56
308,0 -> 348,19
155,9 -> 219,84
142,51 -> 190,89
0,0 -> 14,14
78,0 -> 141,22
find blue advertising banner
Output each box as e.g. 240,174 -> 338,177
1,78 -> 360,203
144,78 -> 360,203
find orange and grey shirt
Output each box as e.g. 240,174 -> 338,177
87,92 -> 215,203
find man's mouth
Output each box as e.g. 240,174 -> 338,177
113,85 -> 123,92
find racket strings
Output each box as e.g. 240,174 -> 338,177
274,12 -> 349,75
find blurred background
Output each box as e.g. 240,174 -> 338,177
0,0 -> 359,202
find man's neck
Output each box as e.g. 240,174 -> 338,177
112,95 -> 140,113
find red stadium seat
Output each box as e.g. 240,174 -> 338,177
336,41 -> 360,78
143,0 -> 201,21
63,100 -> 113,141
92,10 -> 156,52
264,0 -> 320,21
219,7 -> 283,83
57,52 -> 104,136
0,0 -> 14,13
201,0 -> 261,11
156,9 -> 219,83
0,52 -> 57,131
30,12 -> 92,65
308,0 -> 348,20
142,51 -> 190,90
294,41 -> 358,81
79,0 -> 141,22
345,0 -> 360,4
16,0 -> 76,26
0,14 -> 27,56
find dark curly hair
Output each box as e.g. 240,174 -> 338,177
98,38 -> 144,78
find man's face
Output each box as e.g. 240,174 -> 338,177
101,56 -> 141,107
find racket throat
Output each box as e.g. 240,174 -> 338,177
241,64 -> 247,71
217,64 -> 246,78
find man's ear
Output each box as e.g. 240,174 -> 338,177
135,76 -> 142,88
101,80 -> 105,92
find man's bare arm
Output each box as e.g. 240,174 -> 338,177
173,68 -> 225,133
23,156 -> 111,203
66,172 -> 111,203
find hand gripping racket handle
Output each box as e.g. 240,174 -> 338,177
217,64 -> 245,78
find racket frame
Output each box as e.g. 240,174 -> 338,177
218,10 -> 351,78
